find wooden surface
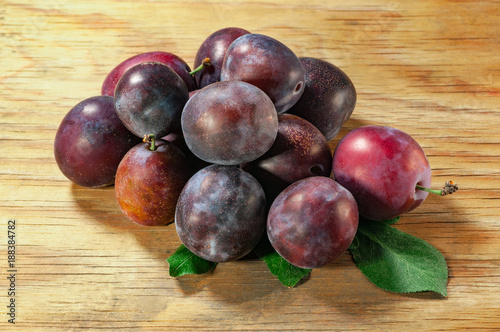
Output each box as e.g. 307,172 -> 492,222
1,0 -> 500,330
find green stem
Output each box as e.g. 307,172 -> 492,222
416,181 -> 459,196
415,185 -> 442,195
189,57 -> 211,75
143,134 -> 156,151
150,135 -> 156,151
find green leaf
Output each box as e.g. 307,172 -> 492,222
349,218 -> 449,296
253,236 -> 311,287
167,244 -> 217,277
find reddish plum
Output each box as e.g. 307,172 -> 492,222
175,165 -> 267,262
101,51 -> 196,96
242,114 -> 332,201
115,136 -> 193,226
267,176 -> 359,269
181,80 -> 278,165
221,34 -> 305,113
114,62 -> 189,138
54,96 -> 141,188
193,27 -> 250,89
288,57 -> 357,141
332,125 -> 432,221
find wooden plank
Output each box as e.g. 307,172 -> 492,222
1,0 -> 499,330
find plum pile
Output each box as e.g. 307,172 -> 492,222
54,27 -> 451,272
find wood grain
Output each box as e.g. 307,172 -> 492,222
1,0 -> 499,330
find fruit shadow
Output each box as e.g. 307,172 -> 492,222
70,183 -> 126,228
171,233 -> 275,298
70,182 -> 181,263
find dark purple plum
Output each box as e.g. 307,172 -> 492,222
115,137 -> 193,226
288,57 -> 356,141
114,62 -> 189,138
175,165 -> 267,262
181,80 -> 278,165
221,34 -> 305,113
332,125 -> 431,221
101,51 -> 196,96
54,96 -> 141,188
242,113 -> 332,201
193,27 -> 250,89
267,176 -> 359,269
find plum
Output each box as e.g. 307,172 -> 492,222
101,51 -> 196,96
242,113 -> 332,201
267,176 -> 359,269
221,33 -> 305,113
193,27 -> 250,89
114,62 -> 189,139
54,96 -> 141,188
288,57 -> 357,141
332,125 -> 432,221
175,165 -> 267,262
115,136 -> 193,226
181,80 -> 278,165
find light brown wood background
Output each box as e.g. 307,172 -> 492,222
1,0 -> 499,330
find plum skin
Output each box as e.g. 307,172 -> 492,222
332,125 -> 431,221
114,62 -> 189,139
221,33 -> 305,113
101,51 -> 196,95
193,27 -> 250,89
242,113 -> 332,201
54,96 -> 141,188
267,176 -> 359,269
288,57 -> 357,141
181,80 -> 278,165
175,165 -> 267,262
115,139 -> 193,226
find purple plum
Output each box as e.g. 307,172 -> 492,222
267,176 -> 359,269
181,80 -> 278,165
175,165 -> 267,262
221,33 -> 305,113
54,96 -> 141,188
193,27 -> 250,89
288,57 -> 357,141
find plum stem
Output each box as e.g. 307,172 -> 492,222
189,57 -> 212,75
416,180 -> 459,196
143,134 -> 156,151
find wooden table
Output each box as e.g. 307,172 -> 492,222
1,1 -> 499,330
